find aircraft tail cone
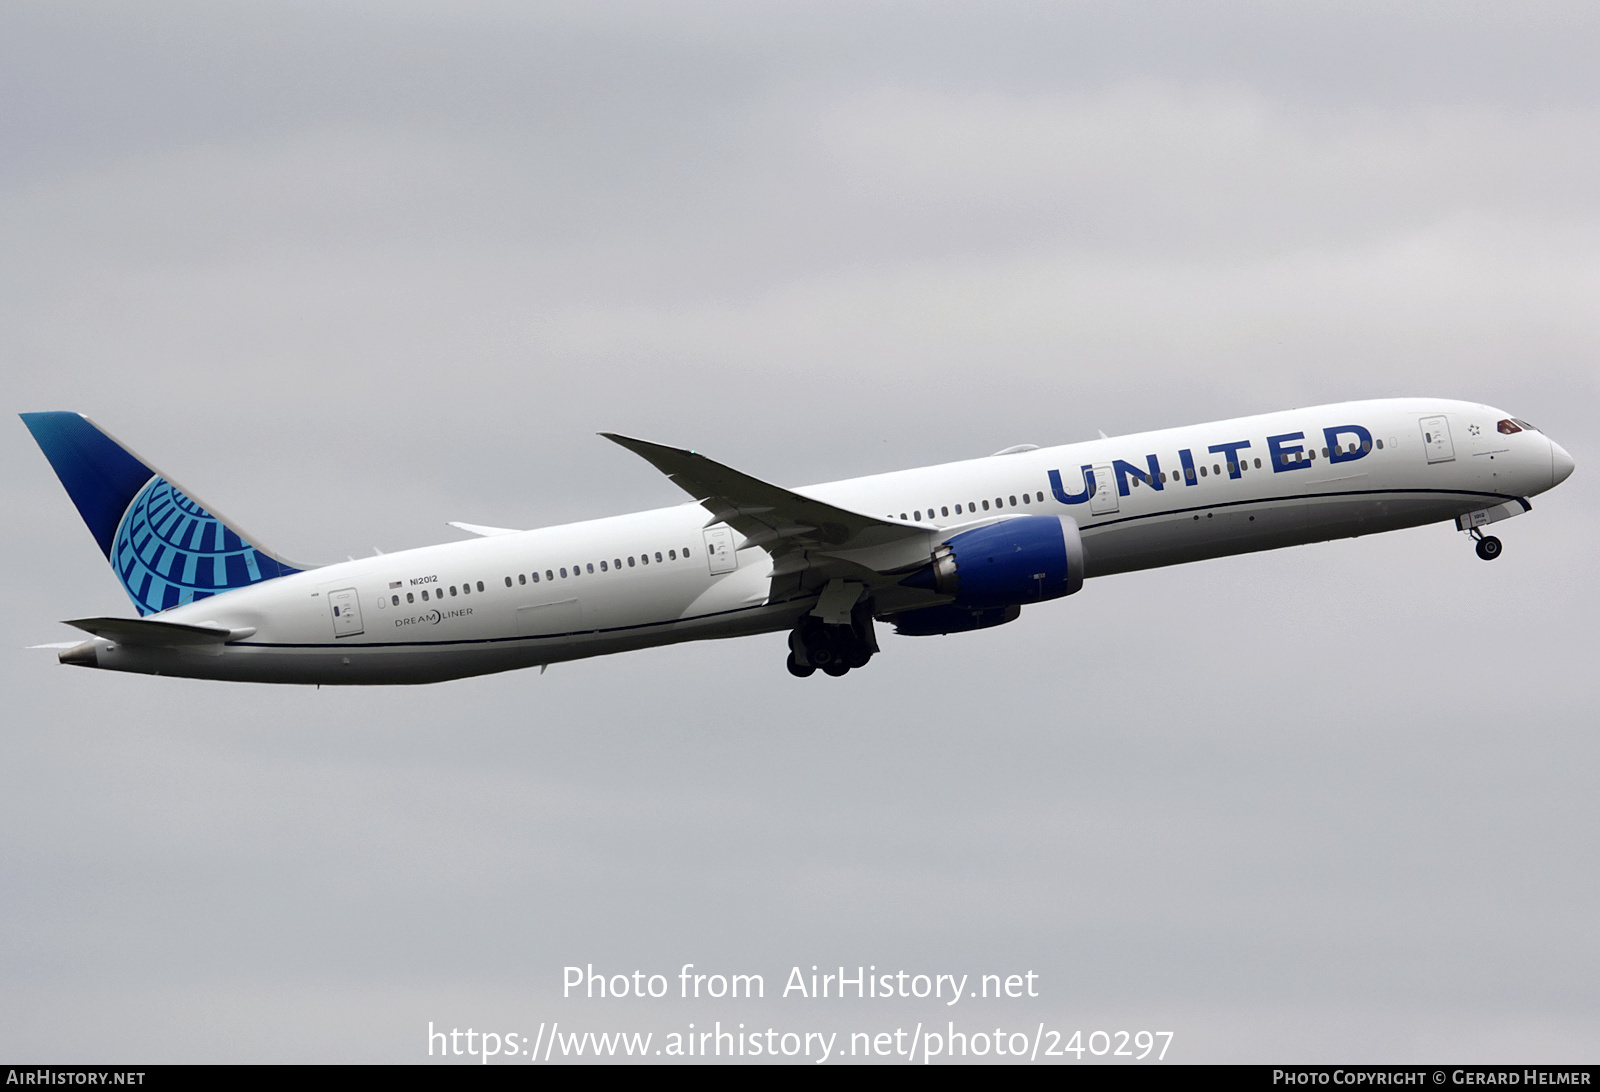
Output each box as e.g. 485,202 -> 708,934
59,641 -> 98,667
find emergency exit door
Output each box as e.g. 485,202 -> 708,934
1419,416 -> 1455,463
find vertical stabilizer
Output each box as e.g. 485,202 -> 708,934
21,412 -> 307,615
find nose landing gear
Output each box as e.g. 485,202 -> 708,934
1469,528 -> 1503,561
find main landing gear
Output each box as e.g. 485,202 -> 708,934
786,612 -> 878,678
1469,528 -> 1503,561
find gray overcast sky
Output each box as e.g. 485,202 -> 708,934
3,0 -> 1597,1063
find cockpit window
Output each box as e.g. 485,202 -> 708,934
1497,419 -> 1521,434
1512,418 -> 1538,432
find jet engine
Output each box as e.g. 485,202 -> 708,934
892,515 -> 1084,635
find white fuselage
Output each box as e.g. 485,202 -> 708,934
79,399 -> 1570,684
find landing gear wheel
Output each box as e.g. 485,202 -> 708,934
787,603 -> 879,678
1475,535 -> 1502,561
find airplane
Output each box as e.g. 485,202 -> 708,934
21,398 -> 1575,685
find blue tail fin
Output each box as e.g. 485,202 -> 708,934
21,412 -> 307,615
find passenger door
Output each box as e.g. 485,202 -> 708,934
703,526 -> 738,574
327,587 -> 364,638
1089,465 -> 1119,515
1419,416 -> 1455,463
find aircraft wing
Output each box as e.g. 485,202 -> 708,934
603,433 -> 920,550
448,522 -> 523,537
601,429 -> 953,608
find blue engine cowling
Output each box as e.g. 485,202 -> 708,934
891,603 -> 1022,637
893,515 -> 1084,635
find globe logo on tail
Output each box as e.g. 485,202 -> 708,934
112,477 -> 296,615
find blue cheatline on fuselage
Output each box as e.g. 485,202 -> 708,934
21,412 -> 301,616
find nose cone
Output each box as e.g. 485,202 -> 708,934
1550,438 -> 1575,488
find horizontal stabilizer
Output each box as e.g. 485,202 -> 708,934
448,522 -> 523,537
63,616 -> 248,646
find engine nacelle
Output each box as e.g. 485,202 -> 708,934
893,515 -> 1084,634
891,603 -> 1021,637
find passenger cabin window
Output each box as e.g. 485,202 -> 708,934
391,594 -> 399,606
505,576 -> 513,587
585,564 -> 593,575
655,552 -> 662,562
669,550 -> 676,560
406,592 -> 415,603
982,500 -> 990,510
614,559 -> 621,569
533,572 -> 541,582
600,560 -> 608,571
518,574 -> 526,585
684,547 -> 691,557
942,506 -> 949,516
628,556 -> 635,567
